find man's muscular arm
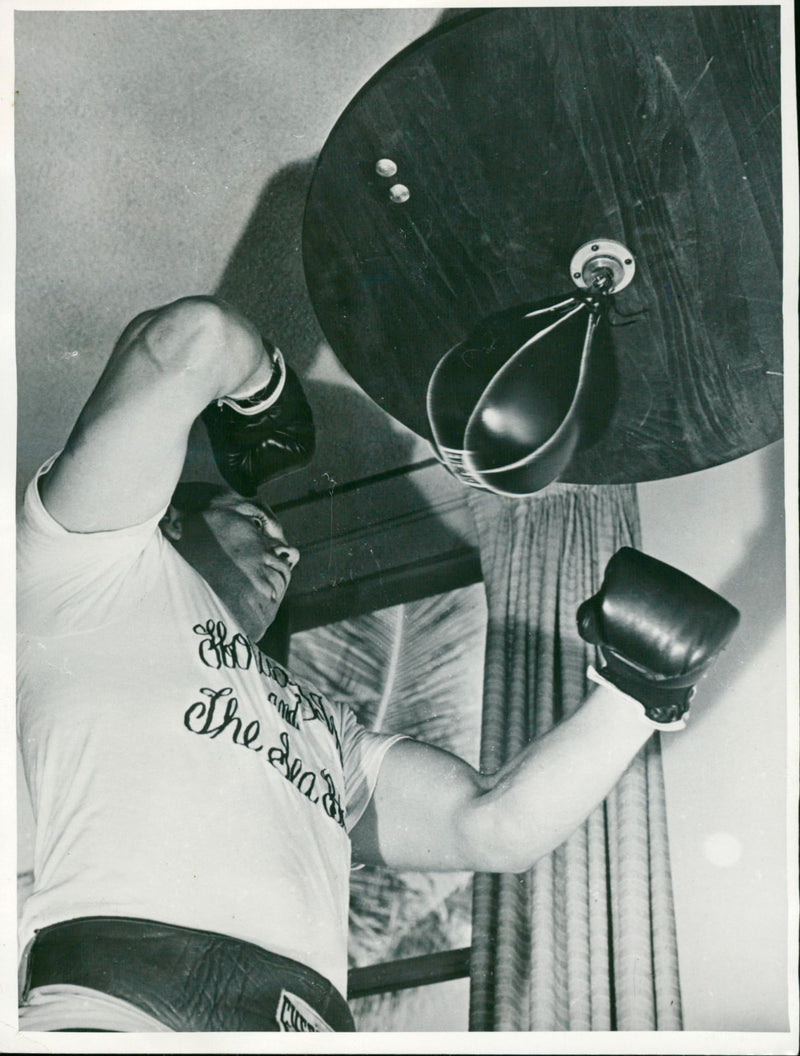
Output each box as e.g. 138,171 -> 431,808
40,297 -> 272,532
350,688 -> 651,874
354,688 -> 654,870
350,548 -> 739,874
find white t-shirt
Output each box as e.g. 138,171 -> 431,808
17,459 -> 403,996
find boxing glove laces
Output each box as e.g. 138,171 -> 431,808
577,547 -> 741,730
202,337 -> 315,497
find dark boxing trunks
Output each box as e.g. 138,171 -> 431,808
22,916 -> 355,1032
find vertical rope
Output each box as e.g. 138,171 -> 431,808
467,483 -> 682,1031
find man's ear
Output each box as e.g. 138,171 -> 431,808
159,505 -> 183,543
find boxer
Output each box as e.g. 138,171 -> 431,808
17,297 -> 738,1031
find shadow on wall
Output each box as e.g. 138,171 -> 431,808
215,159 -> 325,375
200,156 -> 477,561
210,156 -> 423,488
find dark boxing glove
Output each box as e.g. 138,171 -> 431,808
202,339 -> 315,496
577,547 -> 740,729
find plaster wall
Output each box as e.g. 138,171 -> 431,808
638,442 -> 789,1032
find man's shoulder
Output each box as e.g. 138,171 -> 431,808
20,456 -> 167,543
17,458 -> 172,634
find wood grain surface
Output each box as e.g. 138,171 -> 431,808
302,7 -> 782,483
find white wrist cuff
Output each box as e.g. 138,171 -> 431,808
217,348 -> 286,415
587,666 -> 687,731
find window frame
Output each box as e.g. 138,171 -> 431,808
347,946 -> 472,1000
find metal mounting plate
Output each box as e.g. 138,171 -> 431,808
570,239 -> 636,293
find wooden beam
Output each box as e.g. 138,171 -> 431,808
288,545 -> 482,632
348,947 -> 472,999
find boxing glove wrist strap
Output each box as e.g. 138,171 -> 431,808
587,665 -> 688,731
216,348 -> 287,416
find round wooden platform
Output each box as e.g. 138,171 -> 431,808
303,7 -> 782,483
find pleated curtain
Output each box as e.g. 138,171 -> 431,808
467,483 -> 682,1031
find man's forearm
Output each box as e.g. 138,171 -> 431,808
462,687 -> 652,873
355,549 -> 737,876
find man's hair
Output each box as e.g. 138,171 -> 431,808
170,480 -> 228,515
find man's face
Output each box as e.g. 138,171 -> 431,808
175,491 -> 299,642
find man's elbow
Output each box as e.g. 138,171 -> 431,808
459,800 -> 556,875
129,296 -> 262,398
